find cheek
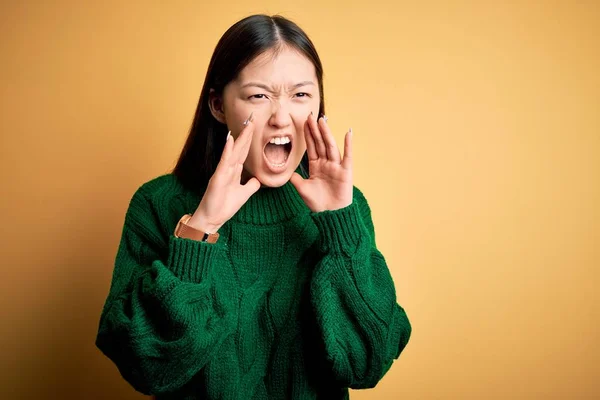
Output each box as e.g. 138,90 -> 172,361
226,99 -> 256,136
246,129 -> 268,165
294,123 -> 308,155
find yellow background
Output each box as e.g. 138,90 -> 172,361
1,1 -> 598,399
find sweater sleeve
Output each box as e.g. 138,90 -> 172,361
309,187 -> 412,389
95,188 -> 237,396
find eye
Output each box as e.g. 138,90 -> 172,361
249,94 -> 268,100
294,92 -> 310,98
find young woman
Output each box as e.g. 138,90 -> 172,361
96,14 -> 412,400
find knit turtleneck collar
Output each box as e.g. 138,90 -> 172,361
231,179 -> 309,225
176,166 -> 310,226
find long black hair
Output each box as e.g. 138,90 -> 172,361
172,14 -> 325,194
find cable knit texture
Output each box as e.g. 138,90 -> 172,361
95,172 -> 412,399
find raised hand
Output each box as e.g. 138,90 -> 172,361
188,113 -> 261,233
290,113 -> 353,213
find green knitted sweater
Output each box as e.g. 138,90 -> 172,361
95,173 -> 411,399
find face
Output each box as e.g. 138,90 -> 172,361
210,46 -> 320,187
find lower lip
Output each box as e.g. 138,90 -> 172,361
262,149 -> 290,173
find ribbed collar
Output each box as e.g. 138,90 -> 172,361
231,179 -> 309,225
176,166 -> 310,226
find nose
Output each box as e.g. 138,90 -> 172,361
267,99 -> 292,129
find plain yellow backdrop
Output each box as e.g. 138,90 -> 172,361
1,1 -> 598,399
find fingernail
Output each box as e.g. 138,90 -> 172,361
226,130 -> 231,140
243,111 -> 254,126
349,128 -> 353,135
322,115 -> 328,122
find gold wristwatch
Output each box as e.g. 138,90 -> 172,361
173,214 -> 220,243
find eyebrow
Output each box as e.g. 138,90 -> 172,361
240,81 -> 315,92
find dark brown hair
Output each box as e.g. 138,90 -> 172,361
172,14 -> 325,194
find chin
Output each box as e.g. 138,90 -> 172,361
249,157 -> 302,188
255,170 -> 293,188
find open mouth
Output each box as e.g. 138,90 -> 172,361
263,137 -> 292,168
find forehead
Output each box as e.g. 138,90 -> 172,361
236,47 -> 317,85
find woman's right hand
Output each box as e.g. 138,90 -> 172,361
187,115 -> 260,233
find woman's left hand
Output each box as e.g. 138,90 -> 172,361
290,113 -> 353,212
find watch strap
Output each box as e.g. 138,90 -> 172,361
174,214 -> 220,243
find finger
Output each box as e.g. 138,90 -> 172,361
289,172 -> 308,198
304,118 -> 318,161
341,128 -> 353,170
290,172 -> 314,209
232,120 -> 254,165
318,117 -> 341,163
235,163 -> 244,182
238,122 -> 254,165
240,176 -> 261,199
290,172 -> 304,188
230,112 -> 254,161
308,113 -> 327,159
215,132 -> 235,179
220,131 -> 233,162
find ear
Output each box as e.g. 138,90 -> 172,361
208,88 -> 227,124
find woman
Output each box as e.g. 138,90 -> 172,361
96,14 -> 412,399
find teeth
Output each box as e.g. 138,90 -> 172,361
269,137 -> 290,145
